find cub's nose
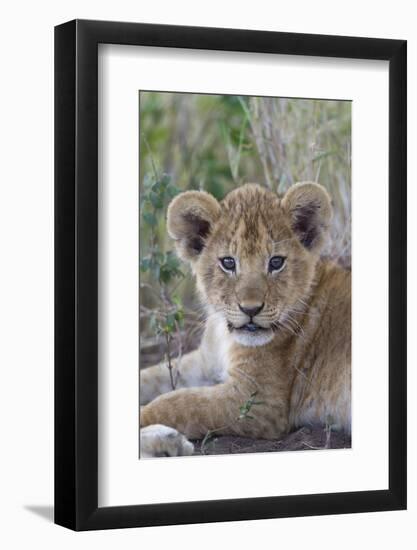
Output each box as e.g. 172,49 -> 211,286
238,303 -> 265,318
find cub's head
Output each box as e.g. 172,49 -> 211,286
167,183 -> 332,347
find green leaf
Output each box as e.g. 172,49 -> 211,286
163,313 -> 176,333
152,174 -> 170,194
159,267 -> 172,284
149,190 -> 164,209
142,211 -> 158,227
166,184 -> 180,198
312,151 -> 335,162
140,257 -> 151,272
159,174 -> 171,189
205,179 -> 225,201
157,251 -> 184,283
153,250 -> 165,263
165,251 -> 181,269
143,173 -> 153,189
174,310 -> 184,321
237,96 -> 251,121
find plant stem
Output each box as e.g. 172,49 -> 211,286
165,331 -> 176,390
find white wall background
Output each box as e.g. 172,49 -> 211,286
0,1 -> 414,548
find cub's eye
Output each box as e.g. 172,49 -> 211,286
219,257 -> 236,272
268,256 -> 286,273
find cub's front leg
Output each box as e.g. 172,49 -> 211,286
140,348 -> 216,405
140,382 -> 289,440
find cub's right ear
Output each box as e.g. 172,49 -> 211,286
167,190 -> 221,262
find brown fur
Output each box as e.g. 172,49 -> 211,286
140,183 -> 351,444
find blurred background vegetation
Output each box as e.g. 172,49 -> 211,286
139,92 -> 351,372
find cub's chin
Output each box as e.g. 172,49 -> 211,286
231,326 -> 274,347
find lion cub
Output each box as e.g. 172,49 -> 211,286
140,182 -> 350,457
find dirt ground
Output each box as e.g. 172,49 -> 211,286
192,426 -> 351,456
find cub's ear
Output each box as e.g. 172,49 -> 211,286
281,182 -> 332,252
167,190 -> 221,261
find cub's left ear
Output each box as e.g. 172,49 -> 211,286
281,182 -> 332,252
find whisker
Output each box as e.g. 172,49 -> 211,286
272,320 -> 297,337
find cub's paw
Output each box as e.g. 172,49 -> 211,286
140,424 -> 194,458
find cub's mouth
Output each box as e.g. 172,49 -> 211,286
227,320 -> 274,347
227,321 -> 269,333
236,322 -> 268,333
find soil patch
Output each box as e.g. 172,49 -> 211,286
192,426 -> 351,455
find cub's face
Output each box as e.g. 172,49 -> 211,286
167,182 -> 332,347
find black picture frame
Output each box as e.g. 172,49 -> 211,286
55,19 -> 407,531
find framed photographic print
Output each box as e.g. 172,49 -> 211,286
55,20 -> 407,530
